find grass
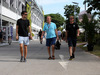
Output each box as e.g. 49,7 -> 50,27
79,44 -> 100,57
77,41 -> 84,43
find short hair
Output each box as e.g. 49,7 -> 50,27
47,16 -> 51,19
21,11 -> 27,16
69,15 -> 74,18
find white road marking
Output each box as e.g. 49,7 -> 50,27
59,55 -> 69,70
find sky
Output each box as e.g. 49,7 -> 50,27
36,0 -> 85,18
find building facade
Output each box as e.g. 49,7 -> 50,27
0,0 -> 44,41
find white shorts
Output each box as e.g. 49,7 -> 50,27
19,36 -> 29,45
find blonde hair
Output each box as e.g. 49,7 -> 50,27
69,16 -> 74,18
47,16 -> 51,19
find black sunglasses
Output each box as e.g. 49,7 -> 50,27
24,14 -> 27,15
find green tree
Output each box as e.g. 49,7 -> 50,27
64,5 -> 80,23
81,13 -> 98,51
83,0 -> 100,14
44,13 -> 65,28
58,27 -> 63,32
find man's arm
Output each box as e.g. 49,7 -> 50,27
77,29 -> 80,37
65,31 -> 68,38
76,24 -> 80,37
41,31 -> 45,39
29,26 -> 32,39
65,31 -> 68,42
41,31 -> 45,36
16,25 -> 19,40
55,29 -> 59,40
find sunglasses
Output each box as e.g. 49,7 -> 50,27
70,18 -> 74,19
24,14 -> 27,15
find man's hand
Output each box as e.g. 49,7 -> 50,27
66,39 -> 67,43
65,38 -> 67,43
77,34 -> 79,37
41,35 -> 43,39
77,29 -> 80,37
57,36 -> 59,41
29,35 -> 32,40
16,35 -> 18,41
64,37 -> 67,42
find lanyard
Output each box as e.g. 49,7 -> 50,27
47,23 -> 50,31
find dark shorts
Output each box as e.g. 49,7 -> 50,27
67,37 -> 77,47
0,35 -> 2,38
46,37 -> 56,47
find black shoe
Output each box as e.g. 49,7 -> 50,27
48,57 -> 52,60
24,58 -> 27,62
69,56 -> 73,60
72,53 -> 75,58
41,42 -> 42,44
20,56 -> 24,62
40,41 -> 42,44
52,56 -> 55,60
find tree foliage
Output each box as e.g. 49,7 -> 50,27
81,14 -> 98,45
83,0 -> 100,14
64,5 -> 80,20
44,13 -> 65,28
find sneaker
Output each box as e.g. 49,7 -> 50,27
24,58 -> 27,62
48,57 -> 52,60
72,53 -> 75,58
52,56 -> 55,60
69,56 -> 73,60
20,56 -> 24,62
41,41 -> 42,44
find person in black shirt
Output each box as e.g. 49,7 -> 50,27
38,29 -> 42,44
16,11 -> 32,62
66,16 -> 80,60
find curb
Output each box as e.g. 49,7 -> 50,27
0,43 -> 9,47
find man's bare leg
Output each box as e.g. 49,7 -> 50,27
73,47 -> 76,54
52,45 -> 55,59
20,44 -> 23,56
69,46 -> 73,60
69,47 -> 72,56
20,44 -> 24,62
47,47 -> 51,57
52,45 -> 55,56
72,47 -> 76,58
24,45 -> 27,59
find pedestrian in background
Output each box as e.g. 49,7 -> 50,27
61,30 -> 66,41
66,16 -> 80,60
0,28 -> 3,43
38,29 -> 42,44
16,11 -> 32,62
57,29 -> 62,43
41,16 -> 59,60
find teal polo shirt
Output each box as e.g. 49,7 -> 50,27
43,22 -> 57,39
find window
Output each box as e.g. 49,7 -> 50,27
10,0 -> 13,6
22,4 -> 25,11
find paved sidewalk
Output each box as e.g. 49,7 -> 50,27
0,40 -> 100,75
0,43 -> 9,47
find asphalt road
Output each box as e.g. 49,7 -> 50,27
0,40 -> 100,75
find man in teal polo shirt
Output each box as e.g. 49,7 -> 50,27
41,16 -> 59,60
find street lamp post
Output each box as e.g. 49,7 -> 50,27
72,2 -> 79,22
